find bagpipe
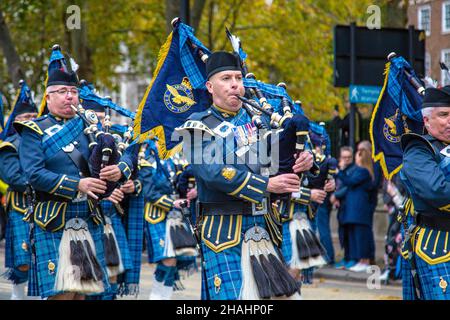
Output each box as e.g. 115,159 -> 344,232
239,80 -> 329,273
69,102 -> 120,206
69,95 -> 142,277
387,52 -> 425,96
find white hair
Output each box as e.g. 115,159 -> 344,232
421,107 -> 434,118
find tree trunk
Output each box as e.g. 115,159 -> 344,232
191,0 -> 207,33
207,1 -> 214,51
0,10 -> 24,89
65,1 -> 93,81
165,0 -> 179,34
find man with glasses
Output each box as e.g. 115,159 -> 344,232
14,69 -> 134,300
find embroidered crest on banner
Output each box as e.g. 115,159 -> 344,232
164,77 -> 196,113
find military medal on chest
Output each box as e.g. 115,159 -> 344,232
233,122 -> 257,157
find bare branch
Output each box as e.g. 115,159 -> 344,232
191,0 -> 207,33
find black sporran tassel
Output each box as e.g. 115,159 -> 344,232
267,253 -> 300,296
69,238 -> 86,278
249,255 -> 272,299
107,232 -> 120,266
310,230 -> 328,257
103,231 -> 114,265
296,230 -> 311,259
83,239 -> 104,281
75,239 -> 95,281
302,229 -> 321,257
103,229 -> 119,267
259,254 -> 286,297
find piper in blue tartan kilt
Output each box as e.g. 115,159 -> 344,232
0,80 -> 38,299
140,139 -> 196,300
14,69 -> 135,300
400,85 -> 450,300
176,52 -> 315,300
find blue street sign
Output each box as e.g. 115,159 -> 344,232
349,85 -> 382,104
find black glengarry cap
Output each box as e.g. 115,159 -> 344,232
46,69 -> 79,88
206,51 -> 241,80
422,85 -> 450,108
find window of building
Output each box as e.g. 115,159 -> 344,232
418,5 -> 431,36
443,1 -> 450,33
441,49 -> 450,86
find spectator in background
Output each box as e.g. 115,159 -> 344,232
357,140 -> 382,264
332,146 -> 374,271
331,146 -> 355,270
350,147 -> 377,270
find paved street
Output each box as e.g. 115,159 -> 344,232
0,240 -> 401,300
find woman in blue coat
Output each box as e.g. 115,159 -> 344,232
335,146 -> 374,272
357,141 -> 381,264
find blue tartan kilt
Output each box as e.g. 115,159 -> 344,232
102,201 -> 133,271
144,217 -> 169,263
414,253 -> 450,300
119,195 -> 144,296
281,221 -> 292,264
31,201 -> 110,298
200,215 -> 266,300
4,209 -> 31,269
401,257 -> 416,300
27,249 -> 40,296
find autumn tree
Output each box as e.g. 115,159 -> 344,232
0,0 -> 404,120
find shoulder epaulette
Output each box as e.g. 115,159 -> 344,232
0,141 -> 16,151
401,133 -> 436,155
187,109 -> 213,121
139,159 -> 155,168
13,120 -> 43,136
175,120 -> 215,136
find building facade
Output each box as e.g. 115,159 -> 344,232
408,0 -> 450,85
